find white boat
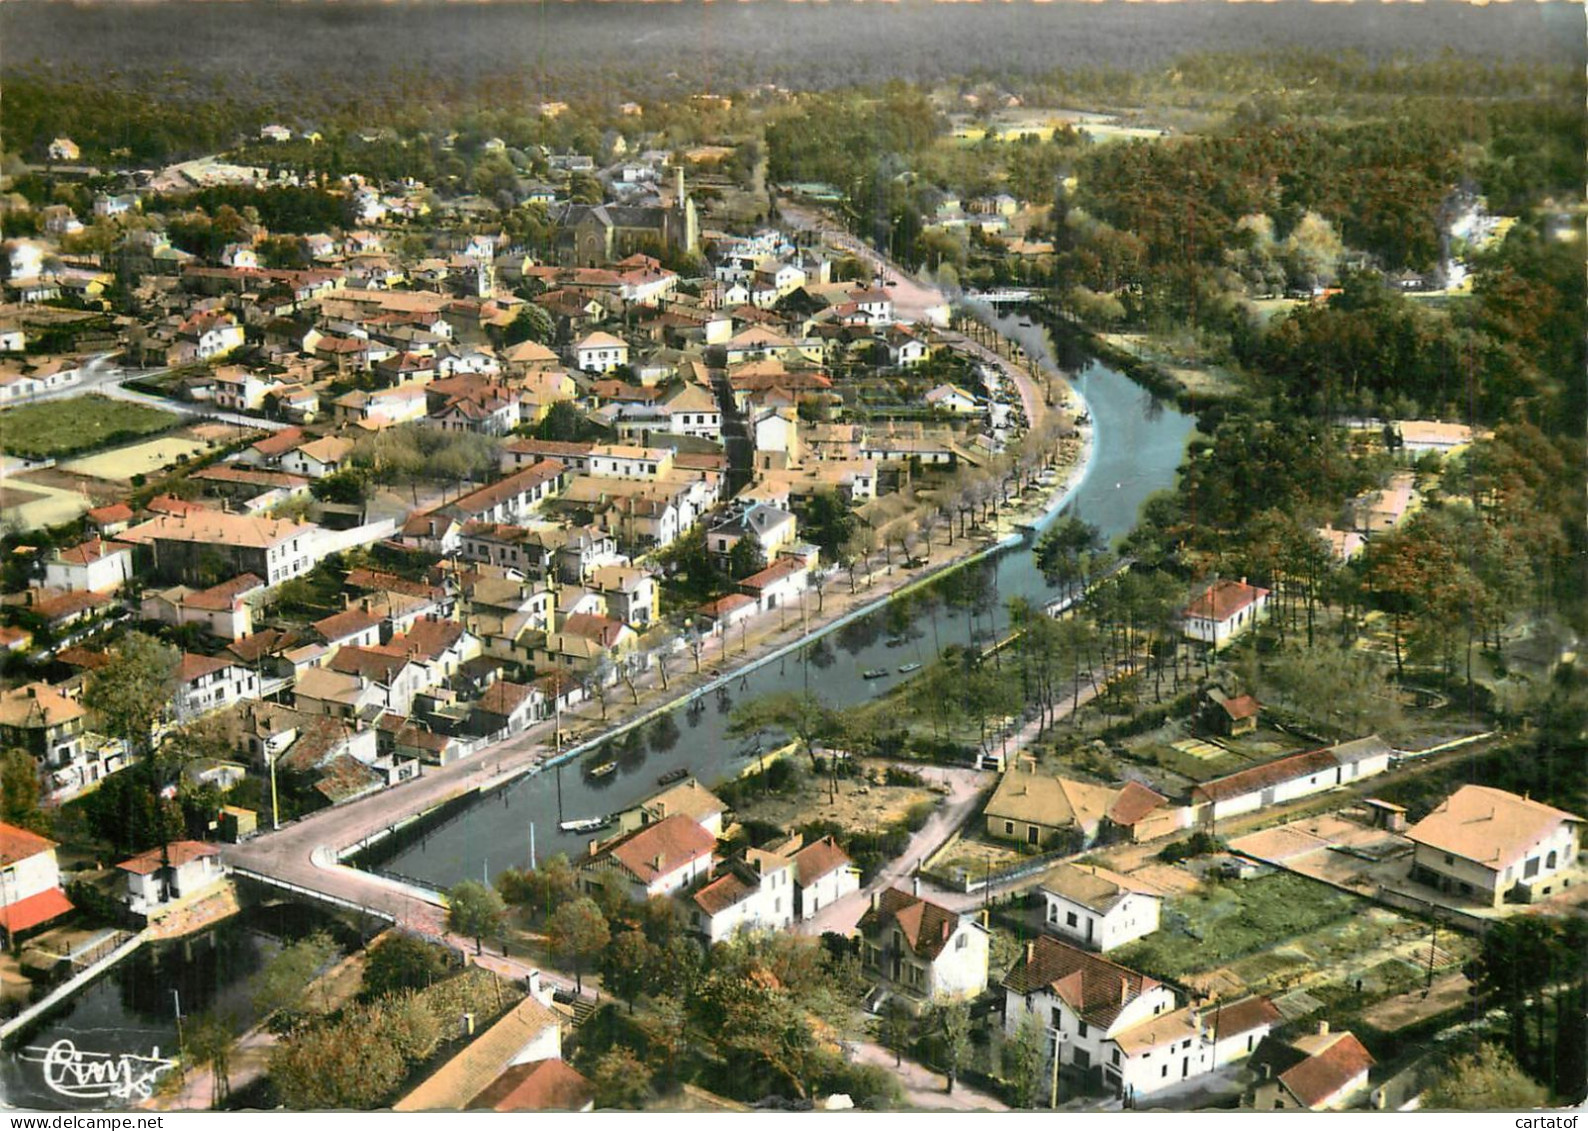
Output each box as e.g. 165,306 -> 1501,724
559,815 -> 610,834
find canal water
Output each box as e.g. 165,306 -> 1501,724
373,315 -> 1196,889
0,904 -> 355,1111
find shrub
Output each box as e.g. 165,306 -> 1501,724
1157,831 -> 1223,863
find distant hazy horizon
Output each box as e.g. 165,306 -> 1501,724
3,0 -> 1579,102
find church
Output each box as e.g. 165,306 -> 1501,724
550,167 -> 699,267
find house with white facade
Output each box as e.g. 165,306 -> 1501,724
1181,578 -> 1271,650
686,844 -> 798,943
579,813 -> 717,903
177,653 -> 261,720
1249,1025 -> 1376,1112
1002,936 -> 1201,1101
573,331 -> 629,374
0,823 -> 74,945
1039,863 -> 1162,953
1405,785 -> 1582,907
858,886 -> 989,1014
281,436 -> 354,480
117,840 -> 226,920
790,835 -> 859,921
1191,735 -> 1393,824
43,538 -> 136,594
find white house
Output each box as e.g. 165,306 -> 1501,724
858,886 -> 989,1013
0,823 -> 74,944
573,331 -> 629,374
664,383 -> 722,441
177,653 -> 261,719
1212,996 -> 1284,1068
1039,863 -> 1162,953
580,814 -> 717,903
1001,936 -> 1191,1100
738,556 -> 810,614
472,680 -> 544,737
1405,785 -> 1582,907
1191,736 -> 1393,824
117,840 -> 226,920
43,538 -> 136,594
687,845 -> 798,943
48,138 -> 80,162
925,383 -> 980,415
1181,578 -> 1270,649
1251,1025 -> 1376,1112
280,436 -> 354,480
790,835 -> 860,920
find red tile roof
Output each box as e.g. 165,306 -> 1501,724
857,888 -> 964,963
388,616 -> 465,661
1184,579 -> 1269,623
117,840 -> 219,875
790,835 -> 853,887
1213,996 -> 1283,1041
477,680 -> 537,717
1191,748 -> 1339,805
593,814 -> 715,885
739,557 -> 803,593
184,573 -> 265,611
692,869 -> 758,916
1001,936 -> 1160,1031
468,1058 -> 593,1112
561,612 -> 625,649
329,645 -> 414,683
1280,1032 -> 1375,1109
87,503 -> 134,525
0,822 -> 57,866
179,652 -> 235,684
0,886 -> 73,933
312,606 -> 384,641
1220,694 -> 1261,721
1107,781 -> 1169,827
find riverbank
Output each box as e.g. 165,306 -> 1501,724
223,312 -> 1097,926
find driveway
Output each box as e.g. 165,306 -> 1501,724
798,766 -> 992,936
847,1038 -> 1008,1112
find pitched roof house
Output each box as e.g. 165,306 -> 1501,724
1405,785 -> 1582,907
857,887 -> 989,1013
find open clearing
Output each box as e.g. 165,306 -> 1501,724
0,475 -> 92,529
61,434 -> 211,481
0,395 -> 182,460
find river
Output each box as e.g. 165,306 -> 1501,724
371,315 -> 1196,889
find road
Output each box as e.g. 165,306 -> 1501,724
12,355 -> 292,433
778,199 -> 952,327
847,1039 -> 1008,1111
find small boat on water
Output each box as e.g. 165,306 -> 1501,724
898,662 -> 922,674
862,669 -> 889,680
559,815 -> 610,834
884,637 -> 906,648
657,767 -> 689,786
586,761 -> 618,779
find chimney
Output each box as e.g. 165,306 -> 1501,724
588,838 -> 600,857
1316,1020 -> 1330,1036
1120,976 -> 1130,1005
1025,940 -> 1035,965
870,890 -> 880,912
462,1011 -> 475,1037
912,875 -> 921,897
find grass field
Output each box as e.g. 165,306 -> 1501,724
1112,872 -> 1360,980
0,395 -> 183,460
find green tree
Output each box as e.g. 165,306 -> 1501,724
546,896 -> 610,993
880,1001 -> 915,1068
1424,1044 -> 1549,1111
446,880 -> 506,954
83,631 -> 180,753
1003,1012 -> 1051,1109
361,933 -> 450,1000
497,852 -> 578,920
268,995 -> 437,1109
252,931 -> 338,1032
0,747 -> 48,833
589,1045 -> 653,1110
601,929 -> 657,1014
932,1001 -> 972,1094
503,303 -> 554,347
727,536 -> 767,581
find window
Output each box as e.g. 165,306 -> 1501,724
1524,857 -> 1541,879
1004,821 -> 1014,835
1066,911 -> 1078,928
1111,1049 -> 1121,1067
956,934 -> 967,951
1077,1022 -> 1089,1039
1444,854 -> 1455,866
1162,1066 -> 1169,1079
1547,851 -> 1558,869
1051,1007 -> 1063,1029
1073,1049 -> 1090,1070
